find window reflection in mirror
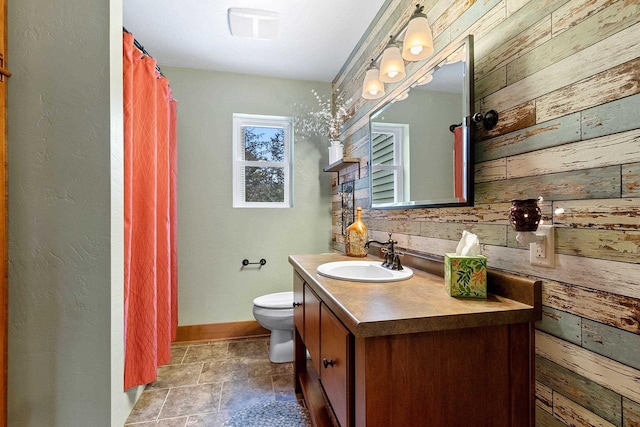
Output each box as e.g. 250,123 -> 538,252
369,35 -> 473,209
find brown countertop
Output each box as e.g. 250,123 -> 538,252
289,253 -> 540,337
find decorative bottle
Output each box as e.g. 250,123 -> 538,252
345,207 -> 368,257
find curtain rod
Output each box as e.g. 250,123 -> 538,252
123,27 -> 165,77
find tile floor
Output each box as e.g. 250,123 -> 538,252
125,337 -> 306,426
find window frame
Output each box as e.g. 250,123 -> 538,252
370,122 -> 408,205
232,113 -> 294,208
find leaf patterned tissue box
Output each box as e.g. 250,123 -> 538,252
444,254 -> 487,298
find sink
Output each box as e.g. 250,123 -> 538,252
317,260 -> 413,283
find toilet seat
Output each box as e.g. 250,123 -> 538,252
253,291 -> 293,309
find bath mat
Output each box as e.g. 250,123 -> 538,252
223,401 -> 311,427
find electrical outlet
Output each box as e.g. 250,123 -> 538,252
529,225 -> 554,268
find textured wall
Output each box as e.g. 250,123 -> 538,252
163,67 -> 333,325
8,0 -> 136,425
333,1 -> 640,425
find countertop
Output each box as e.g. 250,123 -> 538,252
289,253 -> 540,337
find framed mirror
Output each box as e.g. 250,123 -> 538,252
369,35 -> 474,209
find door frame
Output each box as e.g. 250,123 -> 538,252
0,0 -> 9,424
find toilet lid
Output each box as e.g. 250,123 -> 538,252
253,291 -> 293,309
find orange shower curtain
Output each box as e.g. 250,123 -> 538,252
453,126 -> 463,200
123,31 -> 178,390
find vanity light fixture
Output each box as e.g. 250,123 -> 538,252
361,59 -> 386,99
392,89 -> 410,103
395,89 -> 410,101
360,3 -> 434,99
402,5 -> 434,61
446,46 -> 466,64
379,37 -> 406,83
413,71 -> 433,86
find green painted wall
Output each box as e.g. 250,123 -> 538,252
163,67 -> 333,325
8,0 -> 137,425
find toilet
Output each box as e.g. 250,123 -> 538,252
252,291 -> 294,363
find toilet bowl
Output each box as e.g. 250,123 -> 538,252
252,291 -> 294,363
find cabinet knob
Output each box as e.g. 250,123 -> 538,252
293,302 -> 302,307
323,358 -> 335,368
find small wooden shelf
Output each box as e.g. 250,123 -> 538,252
323,157 -> 360,173
323,158 -> 360,185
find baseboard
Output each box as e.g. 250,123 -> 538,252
175,320 -> 269,343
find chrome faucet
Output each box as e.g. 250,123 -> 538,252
364,233 -> 404,270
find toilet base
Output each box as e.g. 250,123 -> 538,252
268,329 -> 294,363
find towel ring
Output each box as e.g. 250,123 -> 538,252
472,110 -> 499,130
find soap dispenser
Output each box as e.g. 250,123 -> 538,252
345,207 -> 368,257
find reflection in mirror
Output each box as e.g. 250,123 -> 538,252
369,35 -> 474,209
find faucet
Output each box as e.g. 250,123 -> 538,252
364,233 -> 404,270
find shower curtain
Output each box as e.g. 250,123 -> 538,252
453,126 -> 463,200
123,31 -> 178,390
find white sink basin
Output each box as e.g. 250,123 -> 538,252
317,260 -> 413,283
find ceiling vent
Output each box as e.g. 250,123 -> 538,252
227,8 -> 280,40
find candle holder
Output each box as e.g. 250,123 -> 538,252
509,199 -> 541,231
508,197 -> 555,267
509,198 -> 543,244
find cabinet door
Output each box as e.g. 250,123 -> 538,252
320,303 -> 351,427
304,284 -> 321,374
293,272 -> 304,340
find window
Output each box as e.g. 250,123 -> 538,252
233,114 -> 293,208
370,123 -> 408,205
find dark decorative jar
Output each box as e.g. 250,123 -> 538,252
509,199 -> 542,232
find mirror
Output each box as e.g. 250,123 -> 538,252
369,35 -> 474,209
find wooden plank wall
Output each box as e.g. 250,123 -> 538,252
331,1 -> 640,425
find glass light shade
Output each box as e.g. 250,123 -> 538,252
402,16 -> 434,61
446,46 -> 466,64
361,67 -> 385,100
414,72 -> 433,86
379,44 -> 406,83
395,90 -> 409,101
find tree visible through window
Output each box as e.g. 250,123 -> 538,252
233,114 -> 293,208
243,127 -> 284,202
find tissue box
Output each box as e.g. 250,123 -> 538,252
444,254 -> 487,298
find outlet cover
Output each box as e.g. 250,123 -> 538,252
529,225 -> 554,268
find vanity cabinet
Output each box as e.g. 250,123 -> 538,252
293,272 -> 304,340
305,283 -> 322,374
295,270 -> 352,425
291,254 -> 541,427
319,303 -> 352,427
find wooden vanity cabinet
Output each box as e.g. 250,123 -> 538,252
319,304 -> 352,427
305,283 -> 322,374
293,271 -> 354,426
291,255 -> 540,427
293,272 -> 304,340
